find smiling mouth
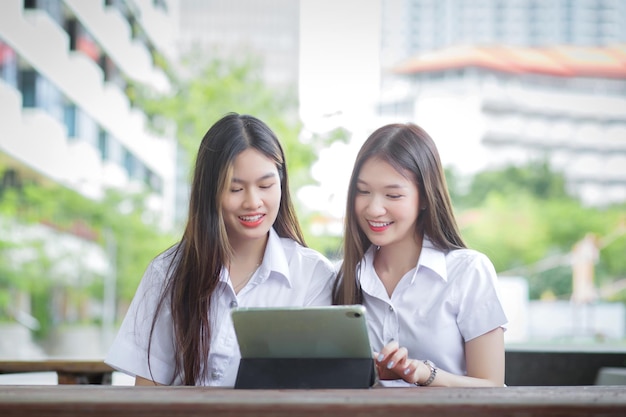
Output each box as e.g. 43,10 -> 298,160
239,214 -> 264,222
367,220 -> 393,231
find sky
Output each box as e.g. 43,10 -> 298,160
298,0 -> 382,219
299,0 -> 381,128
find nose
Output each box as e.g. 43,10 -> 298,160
365,195 -> 386,217
243,189 -> 262,209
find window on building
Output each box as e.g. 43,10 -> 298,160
64,103 -> 77,138
145,169 -> 163,193
0,41 -> 18,87
19,69 -> 37,108
123,149 -> 136,178
98,129 -> 109,160
75,109 -> 98,147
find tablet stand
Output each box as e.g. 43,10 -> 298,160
234,357 -> 376,389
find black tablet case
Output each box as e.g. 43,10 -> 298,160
235,357 -> 376,389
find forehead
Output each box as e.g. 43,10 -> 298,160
230,148 -> 278,179
358,157 -> 413,185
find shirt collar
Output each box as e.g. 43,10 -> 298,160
260,227 -> 292,287
360,236 -> 448,284
411,236 -> 448,283
219,228 -> 291,288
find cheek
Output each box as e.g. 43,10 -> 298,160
267,187 -> 282,208
353,197 -> 367,215
220,194 -> 238,213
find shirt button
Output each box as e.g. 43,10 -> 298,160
388,305 -> 394,312
230,301 -> 238,308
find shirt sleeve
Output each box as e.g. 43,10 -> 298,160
104,258 -> 180,385
455,251 -> 508,342
298,248 -> 336,306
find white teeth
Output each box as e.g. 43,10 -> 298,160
240,214 -> 263,222
369,221 -> 391,227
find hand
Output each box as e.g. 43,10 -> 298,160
374,340 -> 418,383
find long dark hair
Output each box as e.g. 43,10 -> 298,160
333,122 -> 465,305
148,113 -> 305,385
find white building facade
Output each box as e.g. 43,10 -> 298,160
0,0 -> 179,229
0,0 -> 180,336
380,44 -> 626,207
380,0 -> 626,69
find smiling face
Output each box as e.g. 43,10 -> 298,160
221,148 -> 281,247
354,157 -> 421,250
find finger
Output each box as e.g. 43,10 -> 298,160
376,340 -> 400,362
384,346 -> 408,370
402,358 -> 419,381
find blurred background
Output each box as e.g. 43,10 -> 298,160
0,0 -> 625,379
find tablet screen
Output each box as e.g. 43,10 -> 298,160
231,305 -> 373,359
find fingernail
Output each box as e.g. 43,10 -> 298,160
386,361 -> 395,369
403,368 -> 411,375
377,354 -> 384,362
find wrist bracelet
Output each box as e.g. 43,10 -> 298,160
415,360 -> 437,386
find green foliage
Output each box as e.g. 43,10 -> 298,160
129,50 -> 310,182
0,167 -> 177,333
454,160 -> 626,302
127,51 -> 338,245
457,159 -> 569,209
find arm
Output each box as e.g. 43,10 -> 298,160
376,327 -> 505,387
135,376 -> 164,386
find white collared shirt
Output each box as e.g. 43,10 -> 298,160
359,237 -> 508,387
105,228 -> 335,386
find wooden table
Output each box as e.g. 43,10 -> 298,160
0,385 -> 625,417
0,360 -> 114,384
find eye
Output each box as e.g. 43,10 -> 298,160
259,182 -> 275,189
356,188 -> 369,195
387,194 -> 403,199
230,187 -> 243,193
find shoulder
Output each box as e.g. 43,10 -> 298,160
445,248 -> 497,279
447,248 -> 492,264
279,237 -> 335,273
140,244 -> 180,288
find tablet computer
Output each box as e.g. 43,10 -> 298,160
231,305 -> 373,359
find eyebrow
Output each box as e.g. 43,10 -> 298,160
356,179 -> 408,189
232,172 -> 277,184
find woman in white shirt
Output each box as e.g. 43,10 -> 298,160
333,122 -> 507,387
105,113 -> 335,386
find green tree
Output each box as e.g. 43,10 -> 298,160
130,51 -> 310,181
129,51 -> 342,254
456,160 -> 626,302
0,167 -> 176,334
457,159 -> 570,209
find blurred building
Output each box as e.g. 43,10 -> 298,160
0,0 -> 179,228
0,0 -> 179,330
380,44 -> 626,206
376,0 -> 626,207
177,0 -> 300,89
380,0 -> 626,69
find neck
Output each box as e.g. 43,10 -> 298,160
374,234 -> 423,278
230,232 -> 268,263
228,233 -> 268,293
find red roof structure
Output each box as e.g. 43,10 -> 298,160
393,44 -> 626,79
